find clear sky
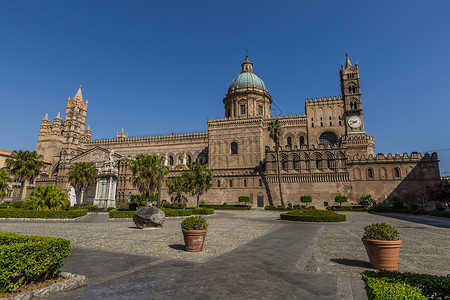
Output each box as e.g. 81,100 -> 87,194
0,0 -> 449,175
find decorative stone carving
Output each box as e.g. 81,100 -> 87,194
133,207 -> 165,229
93,151 -> 119,209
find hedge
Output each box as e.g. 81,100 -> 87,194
200,204 -> 252,210
108,208 -> 214,218
362,270 -> 450,300
428,211 -> 450,218
0,209 -> 88,219
0,232 -> 71,293
327,206 -> 368,212
280,209 -> 346,222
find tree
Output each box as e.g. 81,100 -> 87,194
23,185 -> 70,211
168,174 -> 189,208
184,163 -> 213,207
5,150 -> 45,200
0,169 -> 13,199
268,119 -> 285,207
300,195 -> 312,207
129,155 -> 168,207
68,162 -> 97,205
238,196 -> 252,205
335,193 -> 348,207
358,194 -> 375,209
425,180 -> 450,210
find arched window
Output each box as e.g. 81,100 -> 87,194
319,132 -> 338,146
217,180 -> 220,187
393,167 -> 400,178
349,87 -> 353,94
292,159 -> 297,170
169,155 -> 174,166
243,179 -> 247,187
367,168 -> 374,179
281,159 -> 286,170
231,142 -> 238,154
287,136 -> 292,147
300,136 -> 305,145
327,158 -> 331,169
316,159 -> 321,169
258,179 -> 262,187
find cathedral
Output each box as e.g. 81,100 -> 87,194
30,54 -> 440,208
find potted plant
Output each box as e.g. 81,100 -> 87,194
181,216 -> 208,252
362,223 -> 402,270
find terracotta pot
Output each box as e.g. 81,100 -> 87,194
362,238 -> 402,271
182,229 -> 207,252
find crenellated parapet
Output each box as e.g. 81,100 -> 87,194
38,113 -> 64,141
84,131 -> 209,145
347,152 -> 438,164
305,96 -> 343,105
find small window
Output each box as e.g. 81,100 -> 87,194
349,87 -> 353,94
229,180 -> 233,187
329,116 -> 332,120
217,180 -> 221,187
287,136 -> 292,147
231,142 -> 238,154
312,123 -> 314,128
259,179 -> 262,187
311,118 -> 314,121
169,155 -> 174,166
281,160 -> 286,170
329,121 -> 332,126
187,155 -> 191,164
243,179 -> 247,187
316,159 -> 320,169
300,136 -> 305,145
368,168 -> 374,179
320,122 -> 323,127
258,105 -> 263,115
320,117 -> 323,121
394,168 -> 400,178
240,105 -> 246,115
339,121 -> 342,126
292,159 -> 297,169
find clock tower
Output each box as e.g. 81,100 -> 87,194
340,54 -> 366,135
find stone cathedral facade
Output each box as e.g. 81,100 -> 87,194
32,54 -> 440,208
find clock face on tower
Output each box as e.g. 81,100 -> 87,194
348,115 -> 362,128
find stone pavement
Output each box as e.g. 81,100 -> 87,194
1,211 -> 448,299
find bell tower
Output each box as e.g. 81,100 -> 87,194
340,54 -> 365,134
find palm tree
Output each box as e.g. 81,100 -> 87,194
129,155 -> 168,207
0,169 -> 13,199
5,150 -> 45,200
68,162 -> 97,205
23,185 -> 70,211
184,163 -> 213,207
268,119 -> 285,207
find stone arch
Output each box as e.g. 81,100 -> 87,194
284,132 -> 295,148
379,167 -> 387,180
354,168 -> 361,180
319,132 -> 338,147
367,167 -> 374,179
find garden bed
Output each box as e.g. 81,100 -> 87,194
0,209 -> 88,219
280,209 -> 346,222
108,207 -> 215,218
362,270 -> 449,300
200,204 -> 252,210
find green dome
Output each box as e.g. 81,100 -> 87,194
228,72 -> 267,93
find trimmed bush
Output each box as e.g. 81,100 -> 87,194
363,223 -> 399,241
265,206 -> 288,211
200,204 -> 251,210
162,208 -> 192,217
13,201 -> 24,209
280,209 -> 346,222
238,196 -> 252,203
363,277 -> 426,300
79,204 -> 99,212
0,232 -> 71,292
181,216 -> 208,230
362,270 -> 450,300
429,211 -> 450,218
334,193 -> 348,207
358,194 -> 376,209
0,209 -> 88,219
191,208 -> 214,215
300,195 -> 312,207
327,206 -> 368,212
109,210 -> 134,218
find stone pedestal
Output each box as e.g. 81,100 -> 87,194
93,152 -> 118,209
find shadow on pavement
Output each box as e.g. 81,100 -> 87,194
330,258 -> 372,268
169,244 -> 185,251
369,212 -> 450,229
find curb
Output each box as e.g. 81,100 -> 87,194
1,272 -> 85,300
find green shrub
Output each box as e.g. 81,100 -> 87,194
181,216 -> 208,230
359,195 -> 376,209
117,204 -> 131,211
109,210 -> 134,218
128,202 -> 139,211
334,193 -> 348,207
0,232 -> 71,292
264,206 -> 288,211
372,202 -> 391,212
23,185 -> 69,211
326,206 -> 367,212
162,208 -> 192,217
13,201 -> 23,209
191,208 -> 214,215
200,204 -> 251,210
429,211 -> 450,218
79,204 -> 99,212
300,195 -> 312,207
0,209 -> 87,219
238,196 -> 252,203
363,277 -> 426,300
280,209 -> 346,222
362,270 -> 450,300
106,207 -> 115,212
363,223 -> 399,240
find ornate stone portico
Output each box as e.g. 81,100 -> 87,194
93,150 -> 118,209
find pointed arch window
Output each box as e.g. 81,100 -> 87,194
300,136 -> 305,145
367,168 -> 374,179
169,155 -> 174,166
231,142 -> 238,154
393,167 -> 400,178
287,136 -> 292,147
281,159 -> 286,170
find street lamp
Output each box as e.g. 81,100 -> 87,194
157,155 -> 168,208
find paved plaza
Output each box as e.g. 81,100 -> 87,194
1,211 -> 449,299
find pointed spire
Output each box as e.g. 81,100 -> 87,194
56,112 -> 61,119
87,124 -> 91,130
43,113 -> 49,120
74,85 -> 83,100
345,53 -> 352,68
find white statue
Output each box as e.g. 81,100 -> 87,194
109,149 -> 115,162
68,187 -> 77,207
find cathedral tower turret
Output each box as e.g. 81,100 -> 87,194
223,55 -> 272,118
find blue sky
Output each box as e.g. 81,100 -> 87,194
0,0 -> 449,175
